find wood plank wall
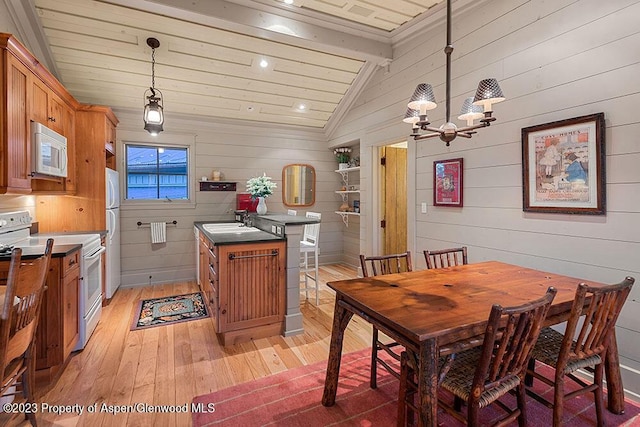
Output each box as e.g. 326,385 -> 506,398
329,0 -> 640,396
112,113 -> 345,286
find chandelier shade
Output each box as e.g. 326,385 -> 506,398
458,97 -> 484,126
404,0 -> 505,146
143,37 -> 164,136
407,83 -> 437,114
403,107 -> 421,125
472,78 -> 505,112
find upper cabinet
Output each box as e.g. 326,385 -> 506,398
0,33 -> 79,195
30,77 -> 77,194
105,113 -> 117,170
1,50 -> 32,193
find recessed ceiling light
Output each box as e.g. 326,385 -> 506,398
247,106 -> 255,112
283,0 -> 294,4
297,103 -> 307,111
259,59 -> 269,68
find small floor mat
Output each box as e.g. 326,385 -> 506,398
131,292 -> 209,330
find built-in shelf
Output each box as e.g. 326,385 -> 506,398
335,166 -> 360,227
334,211 -> 360,227
334,166 -> 360,173
199,181 -> 237,191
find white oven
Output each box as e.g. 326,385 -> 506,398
0,211 -> 104,351
80,240 -> 105,349
31,233 -> 105,350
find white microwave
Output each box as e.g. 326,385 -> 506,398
31,121 -> 68,178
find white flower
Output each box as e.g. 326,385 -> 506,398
246,173 -> 277,198
333,147 -> 352,163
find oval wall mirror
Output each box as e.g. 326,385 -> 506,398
282,164 -> 315,207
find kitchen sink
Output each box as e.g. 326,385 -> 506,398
202,223 -> 260,234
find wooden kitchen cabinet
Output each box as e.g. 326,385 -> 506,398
105,117 -> 117,169
35,249 -> 80,387
62,256 -> 80,357
30,77 -> 77,194
200,236 -> 219,329
0,45 -> 32,194
198,233 -> 286,346
1,33 -> 79,195
37,105 -> 118,233
0,248 -> 80,390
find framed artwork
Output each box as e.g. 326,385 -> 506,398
522,112 -> 605,215
434,158 -> 463,207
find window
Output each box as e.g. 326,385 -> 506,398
125,144 -> 188,200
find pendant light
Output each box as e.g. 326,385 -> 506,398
143,37 -> 164,136
405,0 -> 505,146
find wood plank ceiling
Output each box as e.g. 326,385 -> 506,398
30,0 -> 443,131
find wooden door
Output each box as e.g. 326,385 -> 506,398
3,54 -> 32,193
382,146 -> 407,255
30,77 -> 50,125
62,267 -> 80,356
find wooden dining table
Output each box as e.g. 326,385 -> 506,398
321,261 -> 626,427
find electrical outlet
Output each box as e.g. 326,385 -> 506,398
421,202 -> 427,213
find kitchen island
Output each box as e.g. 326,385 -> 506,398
194,221 -> 286,345
194,213 -> 321,343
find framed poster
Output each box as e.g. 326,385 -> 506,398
434,158 -> 463,207
522,112 -> 605,215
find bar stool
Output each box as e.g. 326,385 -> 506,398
299,212 -> 321,305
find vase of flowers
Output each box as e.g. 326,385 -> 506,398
334,147 -> 352,170
246,173 -> 277,215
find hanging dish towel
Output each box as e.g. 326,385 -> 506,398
150,222 -> 167,244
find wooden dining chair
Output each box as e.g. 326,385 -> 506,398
398,287 -> 557,427
526,277 -> 635,427
359,251 -> 412,389
0,239 -> 53,427
424,246 -> 467,269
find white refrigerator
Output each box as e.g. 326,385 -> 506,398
105,168 -> 121,299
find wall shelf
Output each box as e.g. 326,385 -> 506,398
199,181 -> 237,191
335,211 -> 360,227
334,166 -> 360,226
335,166 -> 360,186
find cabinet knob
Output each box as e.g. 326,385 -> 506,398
48,116 -> 56,122
221,309 -> 226,314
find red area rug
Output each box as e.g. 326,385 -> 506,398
192,348 -> 640,426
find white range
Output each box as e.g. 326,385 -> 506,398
0,210 -> 105,350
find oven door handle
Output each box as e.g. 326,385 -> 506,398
84,246 -> 106,260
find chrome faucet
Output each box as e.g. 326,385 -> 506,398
241,212 -> 252,227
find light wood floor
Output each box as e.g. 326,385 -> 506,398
36,264 -> 372,427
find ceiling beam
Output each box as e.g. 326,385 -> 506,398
3,0 -> 59,77
103,0 -> 392,64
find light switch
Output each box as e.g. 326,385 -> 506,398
421,202 -> 427,213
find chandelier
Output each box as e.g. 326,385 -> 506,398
143,37 -> 164,136
404,0 -> 505,146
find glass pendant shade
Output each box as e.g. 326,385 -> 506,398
472,78 -> 505,112
143,92 -> 164,135
407,83 -> 437,115
143,37 -> 164,135
458,97 -> 484,125
402,107 -> 421,125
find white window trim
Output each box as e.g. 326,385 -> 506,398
118,130 -> 196,210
